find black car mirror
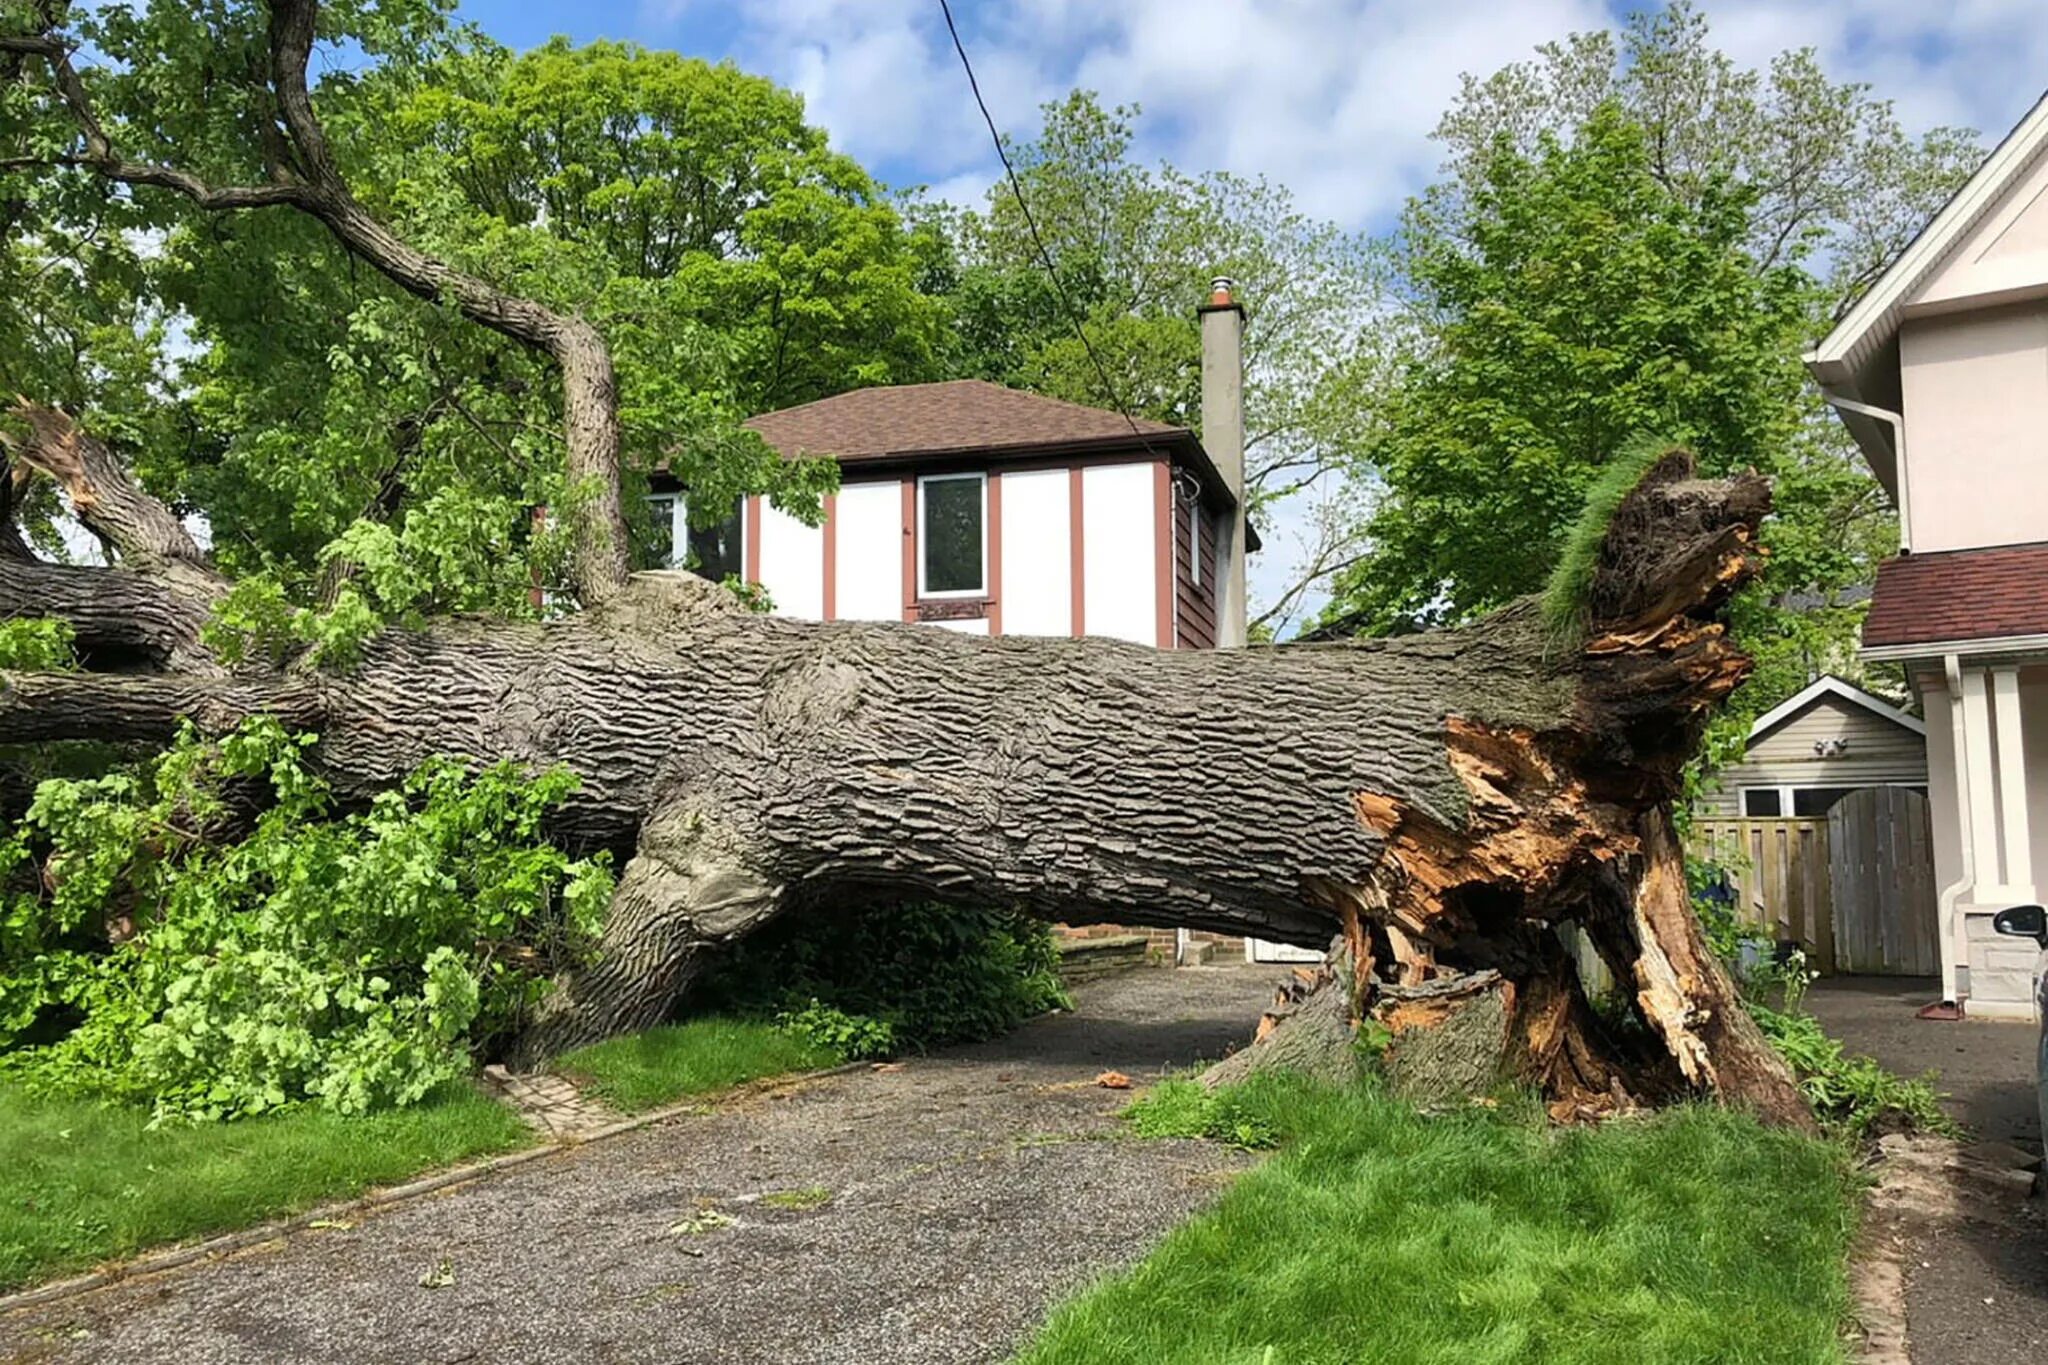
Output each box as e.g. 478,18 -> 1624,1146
1992,904 -> 2048,948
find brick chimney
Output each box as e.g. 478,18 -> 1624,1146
1198,277 -> 1248,646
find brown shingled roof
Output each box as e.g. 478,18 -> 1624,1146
744,379 -> 1183,461
1864,542 -> 2048,649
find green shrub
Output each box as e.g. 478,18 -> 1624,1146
776,1000 -> 896,1061
1750,1003 -> 1956,1139
0,717 -> 612,1120
692,900 -> 1068,1054
1690,855 -> 1956,1139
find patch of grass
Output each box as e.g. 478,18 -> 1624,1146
1022,1072 -> 1859,1365
557,1016 -> 842,1114
1125,1078 -> 1282,1149
0,1081 -> 530,1292
1540,433 -> 1675,646
758,1185 -> 832,1210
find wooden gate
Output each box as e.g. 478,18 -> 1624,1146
1825,786 -> 1939,976
1690,789 -> 1939,976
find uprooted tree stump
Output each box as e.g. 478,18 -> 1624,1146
2,409 -> 1809,1129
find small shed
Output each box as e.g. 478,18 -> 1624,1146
1700,676 -> 1928,818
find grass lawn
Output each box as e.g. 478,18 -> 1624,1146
1018,1075 -> 1861,1365
0,1081 -> 531,1293
555,1016 -> 843,1113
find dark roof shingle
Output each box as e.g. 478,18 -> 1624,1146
1864,542 -> 2048,649
743,379 -> 1182,462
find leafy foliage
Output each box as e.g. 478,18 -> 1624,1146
0,717 -> 613,1119
691,901 -> 1068,1055
0,618 -> 76,671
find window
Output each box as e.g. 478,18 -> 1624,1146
1741,788 -> 1783,817
918,473 -> 985,597
1791,786 -> 1858,818
686,506 -> 745,583
643,493 -> 744,581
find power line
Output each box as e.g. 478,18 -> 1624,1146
935,0 -> 1163,453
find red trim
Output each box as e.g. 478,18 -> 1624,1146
743,496 -> 762,586
986,473 -> 1003,636
1152,460 -> 1174,650
820,491 -> 837,620
900,479 -> 918,622
1068,467 -> 1086,637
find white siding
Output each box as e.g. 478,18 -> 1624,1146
757,498 -> 824,620
833,481 -> 901,621
1081,463 -> 1156,646
998,468 -> 1070,637
1700,695 -> 1929,814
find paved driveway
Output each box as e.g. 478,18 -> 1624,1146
1808,976 -> 2048,1364
1,967 -> 1281,1365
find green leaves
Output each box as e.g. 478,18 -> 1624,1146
0,717 -> 613,1121
0,619 -> 77,671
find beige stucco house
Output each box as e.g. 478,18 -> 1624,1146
1807,94 -> 2048,1018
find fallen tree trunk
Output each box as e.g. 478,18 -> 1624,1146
1,436 -> 1808,1126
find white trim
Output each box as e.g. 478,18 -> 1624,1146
915,471 -> 988,600
1807,90 -> 2048,388
1746,675 -> 1926,741
1864,631 -> 2048,663
1992,666 -> 2036,896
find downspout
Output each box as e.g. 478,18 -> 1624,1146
1819,390 -> 1912,552
1935,653 -> 1976,1010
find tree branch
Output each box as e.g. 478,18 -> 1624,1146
5,401 -> 227,606
3,3 -> 635,608
0,557 -> 219,672
0,668 -> 323,744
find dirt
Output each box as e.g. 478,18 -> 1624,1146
0,966 -> 1282,1365
1807,976 -> 2048,1364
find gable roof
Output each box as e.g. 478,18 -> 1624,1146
1862,540 -> 2048,657
1748,676 -> 1925,743
743,379 -> 1251,534
745,379 -> 1183,462
1807,90 -> 2048,396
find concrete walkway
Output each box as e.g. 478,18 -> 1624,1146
0,967 -> 1281,1365
1807,976 -> 2047,1364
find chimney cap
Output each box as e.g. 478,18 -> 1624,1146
1198,275 -> 1244,316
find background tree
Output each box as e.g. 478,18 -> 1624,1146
1320,3 -> 1977,754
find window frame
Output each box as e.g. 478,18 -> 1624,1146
916,471 -> 988,600
1739,782 -> 1929,819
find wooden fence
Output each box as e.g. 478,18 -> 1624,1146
1689,786 -> 1938,977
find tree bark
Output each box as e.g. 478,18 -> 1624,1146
0,450 -> 1812,1126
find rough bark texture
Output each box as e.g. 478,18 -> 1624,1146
2,443 -> 1810,1125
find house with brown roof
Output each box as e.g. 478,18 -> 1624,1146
648,281 -> 1256,653
1808,93 -> 2048,1017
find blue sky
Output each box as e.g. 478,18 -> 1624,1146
454,0 -> 2048,236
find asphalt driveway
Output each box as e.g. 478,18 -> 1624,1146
1807,976 -> 2048,1364
0,966 -> 1281,1365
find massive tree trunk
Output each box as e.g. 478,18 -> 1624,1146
0,0 -> 1808,1128
1,420 -> 1810,1127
